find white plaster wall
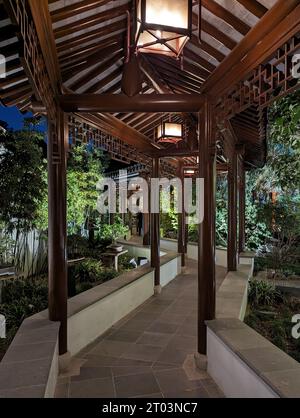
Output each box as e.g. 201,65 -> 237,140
121,242 -> 166,260
207,329 -> 278,398
160,255 -> 181,287
160,238 -> 228,268
67,271 -> 154,356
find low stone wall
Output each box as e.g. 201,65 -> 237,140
207,319 -> 300,398
206,257 -> 300,398
0,244 -> 182,397
120,240 -> 181,288
67,265 -> 155,356
0,315 -> 60,398
160,238 -> 228,268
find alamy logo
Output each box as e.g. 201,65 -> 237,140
292,314 -> 300,340
0,54 -> 6,78
292,54 -> 300,79
0,314 -> 6,339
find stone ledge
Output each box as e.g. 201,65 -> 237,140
207,318 -> 300,398
216,263 -> 252,321
0,316 -> 59,398
67,264 -> 154,317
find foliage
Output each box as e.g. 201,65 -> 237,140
248,279 -> 283,308
0,275 -> 48,360
97,216 -> 129,243
67,234 -> 91,260
265,92 -> 300,191
160,185 -> 178,239
67,145 -> 104,235
0,129 -> 47,231
245,291 -> 300,363
215,176 -> 228,247
0,228 -> 15,266
74,258 -> 104,284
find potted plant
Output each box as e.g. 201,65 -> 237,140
100,217 -> 129,252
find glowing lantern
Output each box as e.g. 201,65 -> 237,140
156,121 -> 183,144
135,0 -> 193,58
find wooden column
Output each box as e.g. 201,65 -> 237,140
177,162 -> 186,266
227,150 -> 238,271
198,97 -> 216,355
151,158 -> 160,288
48,110 -> 68,355
238,163 -> 246,254
143,177 -> 151,246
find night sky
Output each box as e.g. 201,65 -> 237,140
0,104 -> 46,131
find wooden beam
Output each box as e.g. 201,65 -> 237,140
202,0 -> 251,35
51,0 -> 113,23
139,55 -> 197,127
59,94 -> 204,113
235,0 -> 267,18
150,148 -> 199,158
54,3 -> 129,39
74,112 -> 157,153
28,0 -> 62,94
202,0 -> 300,96
139,55 -> 173,94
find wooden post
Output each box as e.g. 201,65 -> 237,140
143,177 -> 151,246
238,165 -> 246,254
151,158 -> 160,289
48,110 -> 68,355
177,162 -> 186,266
227,150 -> 238,271
198,98 -> 216,355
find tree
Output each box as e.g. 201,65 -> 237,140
66,145 -> 105,235
0,129 -> 47,232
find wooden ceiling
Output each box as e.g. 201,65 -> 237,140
0,0 -> 280,167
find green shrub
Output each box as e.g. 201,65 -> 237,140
67,234 -> 90,259
76,282 -> 93,294
248,279 -> 284,308
74,258 -> 103,283
1,276 -> 48,305
98,269 -> 119,283
118,253 -> 135,271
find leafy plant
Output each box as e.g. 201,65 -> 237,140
74,258 -> 104,283
0,129 -> 47,231
248,279 -> 283,308
98,216 -> 129,244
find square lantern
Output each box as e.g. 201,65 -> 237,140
136,0 -> 192,58
156,121 -> 183,144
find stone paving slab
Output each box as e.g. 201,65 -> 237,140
55,259 -> 226,399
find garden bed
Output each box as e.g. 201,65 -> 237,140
0,254 -> 135,361
245,280 -> 300,363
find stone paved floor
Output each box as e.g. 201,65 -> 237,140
55,259 -> 226,398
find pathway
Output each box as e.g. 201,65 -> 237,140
55,259 -> 226,398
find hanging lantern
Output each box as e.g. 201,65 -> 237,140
156,120 -> 183,144
135,0 -> 193,58
185,169 -> 195,176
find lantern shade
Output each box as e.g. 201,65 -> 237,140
157,121 -> 183,143
136,0 -> 192,58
